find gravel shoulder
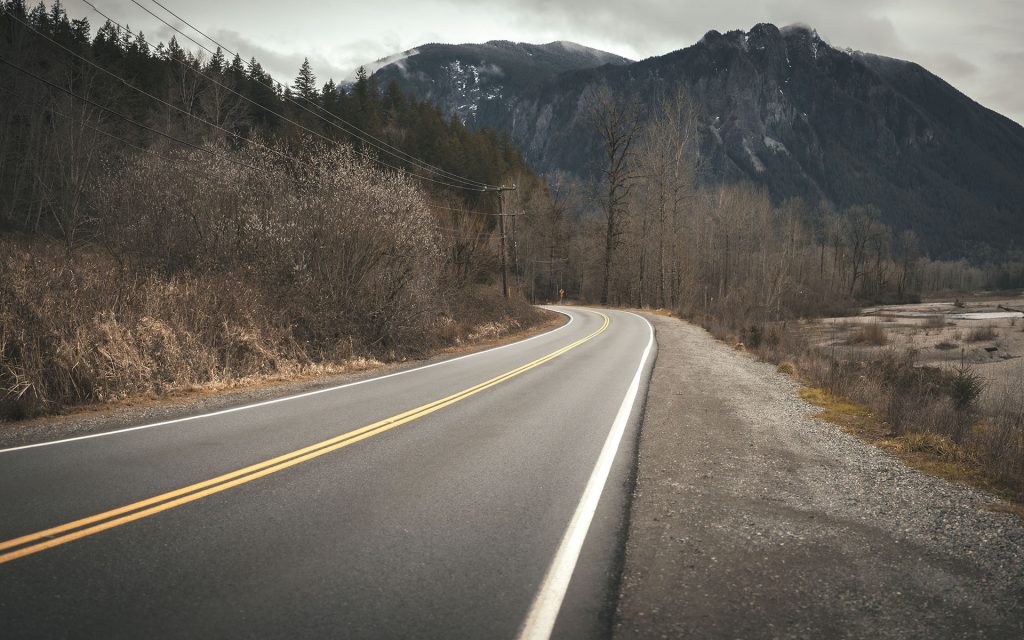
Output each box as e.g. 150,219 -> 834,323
613,313 -> 1024,639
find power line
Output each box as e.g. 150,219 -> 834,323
0,54 -> 265,173
7,5 -> 488,193
75,0 -> 490,192
0,63 -> 507,224
13,91 -> 241,187
3,9 -> 306,171
2,8 -> 519,221
0,85 -> 501,244
142,0 -> 492,189
127,0 -> 495,190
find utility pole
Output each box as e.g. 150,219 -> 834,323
485,184 -> 517,298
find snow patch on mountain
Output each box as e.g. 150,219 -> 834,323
443,59 -> 505,122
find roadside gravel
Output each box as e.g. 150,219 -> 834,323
614,313 -> 1024,639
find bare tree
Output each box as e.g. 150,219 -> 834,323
586,85 -> 641,305
634,91 -> 697,307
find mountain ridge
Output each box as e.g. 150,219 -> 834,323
369,24 -> 1024,260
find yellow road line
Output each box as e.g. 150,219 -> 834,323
0,312 -> 610,565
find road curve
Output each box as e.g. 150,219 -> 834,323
0,307 -> 655,639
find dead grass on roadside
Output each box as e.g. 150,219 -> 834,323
799,387 -> 880,436
799,385 -> 1022,510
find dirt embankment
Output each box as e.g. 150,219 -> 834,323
614,313 -> 1024,639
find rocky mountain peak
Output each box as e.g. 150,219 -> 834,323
368,25 -> 1024,259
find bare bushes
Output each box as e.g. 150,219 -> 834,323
2,139 -> 538,419
848,323 -> 888,346
742,327 -> 1024,496
95,140 -> 445,354
967,325 -> 999,342
0,240 -> 304,419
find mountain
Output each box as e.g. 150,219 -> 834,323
369,40 -> 630,127
369,25 -> 1024,260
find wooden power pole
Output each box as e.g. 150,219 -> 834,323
486,184 -> 517,298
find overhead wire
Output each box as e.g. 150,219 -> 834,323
76,0 -> 493,193
0,83 -> 203,174
0,54 -> 265,173
3,9 -> 306,170
2,5 -> 520,223
3,3 -> 495,192
125,0 -> 496,190
0,77 -> 493,242
0,67 -> 508,226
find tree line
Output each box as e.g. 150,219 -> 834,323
0,0 -> 535,242
499,87 -> 1024,327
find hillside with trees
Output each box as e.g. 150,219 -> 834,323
0,0 -> 545,419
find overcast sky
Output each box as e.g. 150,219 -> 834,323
65,0 -> 1024,125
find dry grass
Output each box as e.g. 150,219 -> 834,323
775,361 -> 797,376
800,384 -> 1020,504
0,238 -> 546,421
790,354 -> 1024,507
799,386 -> 879,435
967,325 -> 999,342
848,323 -> 888,346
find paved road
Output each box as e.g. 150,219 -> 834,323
0,307 -> 654,639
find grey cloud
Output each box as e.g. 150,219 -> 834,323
205,29 -> 359,86
437,0 -> 1022,123
65,0 -> 1024,124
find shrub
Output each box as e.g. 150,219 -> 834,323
0,141 -> 544,420
849,323 -> 888,346
950,361 -> 984,443
967,325 -> 999,342
776,361 -> 797,376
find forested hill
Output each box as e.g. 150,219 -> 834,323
0,0 -> 534,238
370,25 -> 1024,261
0,1 -> 552,419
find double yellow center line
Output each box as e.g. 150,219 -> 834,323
0,312 -> 610,565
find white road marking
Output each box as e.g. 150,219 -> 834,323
0,310 -> 575,454
517,310 -> 655,640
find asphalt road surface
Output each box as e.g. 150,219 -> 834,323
0,307 -> 654,639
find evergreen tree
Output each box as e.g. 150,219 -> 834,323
130,31 -> 148,57
382,79 -> 406,122
227,53 -> 245,80
321,79 -> 338,113
28,1 -> 49,32
207,47 -> 226,74
69,17 -> 90,45
245,57 -> 264,83
165,35 -> 185,62
353,66 -> 381,132
92,20 -> 122,62
5,0 -> 28,20
293,57 -> 317,101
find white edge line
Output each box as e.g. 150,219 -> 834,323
516,310 -> 655,640
0,309 -> 575,454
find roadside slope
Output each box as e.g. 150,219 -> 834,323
614,313 -> 1024,639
